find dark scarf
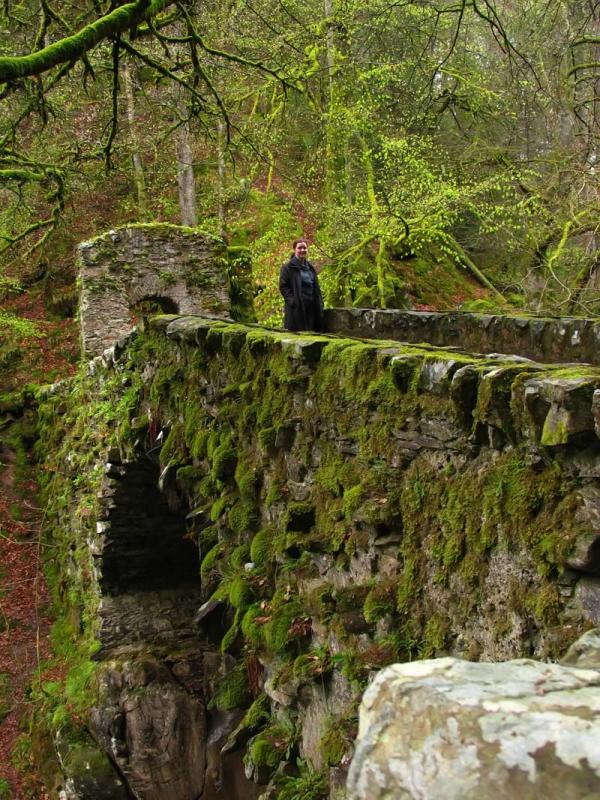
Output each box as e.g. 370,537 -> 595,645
289,254 -> 310,269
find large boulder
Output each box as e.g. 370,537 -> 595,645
89,655 -> 206,800
348,633 -> 600,799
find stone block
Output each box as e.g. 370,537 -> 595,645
89,656 -> 206,800
348,639 -> 600,799
325,308 -> 600,365
418,357 -> 461,395
516,375 -> 597,447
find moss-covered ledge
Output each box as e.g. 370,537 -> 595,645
34,314 -> 600,798
326,307 -> 600,365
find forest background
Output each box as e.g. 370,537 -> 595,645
1,1 -> 600,794
3,0 -> 600,389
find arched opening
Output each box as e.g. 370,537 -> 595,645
130,295 -> 180,323
93,455 -> 261,800
96,455 -> 202,653
100,458 -> 198,595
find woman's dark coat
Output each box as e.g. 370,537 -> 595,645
279,255 -> 325,332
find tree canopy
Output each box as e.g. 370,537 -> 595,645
2,0 -> 600,325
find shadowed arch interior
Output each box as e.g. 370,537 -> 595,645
100,457 -> 199,595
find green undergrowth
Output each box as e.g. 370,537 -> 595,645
400,252 -> 489,310
31,314 -> 600,796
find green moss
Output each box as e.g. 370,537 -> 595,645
229,575 -> 254,609
211,441 -> 237,479
396,555 -> 418,613
540,414 -> 570,447
221,619 -> 240,653
528,583 -> 561,624
159,425 -> 186,467
258,426 -> 277,449
264,599 -> 307,654
206,429 -> 219,459
230,544 -> 251,569
240,692 -> 270,731
332,585 -> 370,613
319,715 -> 356,768
329,649 -> 369,688
198,524 -> 219,550
248,737 -> 282,770
227,500 -> 258,535
212,664 -> 249,711
210,494 -> 231,521
241,603 -> 267,647
421,612 -> 449,657
235,460 -> 257,500
264,479 -> 283,506
64,661 -> 97,713
293,648 -> 332,682
342,484 -> 364,520
250,528 -> 273,566
363,580 -> 395,624
247,720 -> 293,773
200,543 -> 223,579
274,767 -> 329,800
176,465 -> 203,492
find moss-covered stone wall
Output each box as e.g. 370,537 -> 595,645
35,315 -> 600,798
326,307 -> 600,365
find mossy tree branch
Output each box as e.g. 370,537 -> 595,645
0,162 -> 65,254
0,0 -> 171,83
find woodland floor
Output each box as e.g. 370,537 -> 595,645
1,291 -> 78,798
0,456 -> 52,799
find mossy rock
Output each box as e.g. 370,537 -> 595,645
241,603 -> 268,648
246,720 -> 294,779
200,543 -> 223,579
363,580 -> 396,624
228,575 -> 255,610
250,528 -> 274,566
212,664 -> 249,711
211,442 -> 237,480
227,500 -> 258,535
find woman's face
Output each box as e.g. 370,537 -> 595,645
294,241 -> 308,261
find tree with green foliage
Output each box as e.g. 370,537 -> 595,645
3,0 -> 600,323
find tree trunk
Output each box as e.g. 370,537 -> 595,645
217,119 -> 227,240
123,60 -> 148,219
175,95 -> 197,228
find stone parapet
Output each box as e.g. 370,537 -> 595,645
325,307 -> 600,365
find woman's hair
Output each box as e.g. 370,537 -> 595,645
292,238 -> 308,249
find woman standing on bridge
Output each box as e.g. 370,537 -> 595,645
279,238 -> 325,332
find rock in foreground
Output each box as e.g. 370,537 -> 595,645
348,646 -> 600,799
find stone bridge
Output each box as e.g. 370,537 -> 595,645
36,226 -> 600,799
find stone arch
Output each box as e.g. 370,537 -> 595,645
99,459 -> 199,596
89,450 -> 261,800
78,224 -> 232,357
96,453 -> 202,651
131,295 -> 180,317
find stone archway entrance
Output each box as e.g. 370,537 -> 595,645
78,224 -> 232,357
88,450 -> 260,800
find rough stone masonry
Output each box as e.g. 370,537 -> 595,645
36,310 -> 600,799
77,224 -> 231,357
